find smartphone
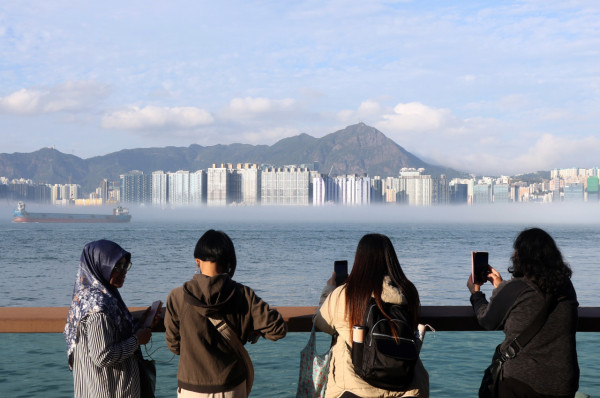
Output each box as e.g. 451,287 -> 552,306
471,251 -> 490,285
143,300 -> 162,329
334,260 -> 348,286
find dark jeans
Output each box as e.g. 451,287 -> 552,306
499,377 -> 574,398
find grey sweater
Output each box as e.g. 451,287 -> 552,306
470,277 -> 579,396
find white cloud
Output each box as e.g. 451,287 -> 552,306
0,81 -> 109,115
101,106 -> 214,130
422,131 -> 600,176
221,97 -> 297,119
378,102 -> 460,132
321,99 -> 600,175
336,100 -> 386,124
514,134 -> 600,172
357,100 -> 383,116
0,89 -> 41,114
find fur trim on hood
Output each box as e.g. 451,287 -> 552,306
379,275 -> 407,305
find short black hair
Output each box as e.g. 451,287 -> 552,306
194,229 -> 237,277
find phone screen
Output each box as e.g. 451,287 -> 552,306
334,260 -> 348,286
471,251 -> 489,285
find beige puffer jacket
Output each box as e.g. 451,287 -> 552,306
314,277 -> 429,398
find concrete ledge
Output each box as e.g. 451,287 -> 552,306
1,306 -> 599,333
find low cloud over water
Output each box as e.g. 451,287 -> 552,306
125,202 -> 600,226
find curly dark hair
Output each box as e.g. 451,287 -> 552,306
508,227 -> 572,296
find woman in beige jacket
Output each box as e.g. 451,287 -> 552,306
314,234 -> 429,398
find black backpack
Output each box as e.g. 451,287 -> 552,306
351,298 -> 419,391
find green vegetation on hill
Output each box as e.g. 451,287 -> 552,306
0,123 -> 465,192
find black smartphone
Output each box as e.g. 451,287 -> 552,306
334,260 -> 348,286
471,251 -> 490,285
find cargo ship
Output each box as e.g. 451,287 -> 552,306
12,201 -> 132,223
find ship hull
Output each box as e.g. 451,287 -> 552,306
13,212 -> 131,223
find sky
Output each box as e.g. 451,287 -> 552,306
1,0 -> 599,176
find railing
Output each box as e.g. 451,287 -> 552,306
1,306 -> 599,333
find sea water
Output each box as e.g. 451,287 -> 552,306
0,204 -> 599,396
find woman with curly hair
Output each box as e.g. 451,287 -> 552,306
467,227 -> 579,398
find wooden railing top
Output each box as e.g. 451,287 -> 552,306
1,306 -> 599,333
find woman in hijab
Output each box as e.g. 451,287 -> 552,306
64,239 -> 153,398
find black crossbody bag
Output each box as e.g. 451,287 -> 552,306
479,292 -> 553,398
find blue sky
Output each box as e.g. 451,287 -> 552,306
1,0 -> 598,175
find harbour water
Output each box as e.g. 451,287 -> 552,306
1,203 -> 599,396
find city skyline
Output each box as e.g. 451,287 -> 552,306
3,164 -> 598,207
1,1 -> 599,177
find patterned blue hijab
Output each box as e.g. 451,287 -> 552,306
64,240 -> 133,367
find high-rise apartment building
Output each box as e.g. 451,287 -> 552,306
97,179 -> 109,203
312,175 -> 338,205
107,181 -> 121,204
49,183 -> 81,204
120,171 -> 151,204
472,183 -> 492,204
168,170 -> 191,206
189,170 -> 205,205
384,176 -> 400,203
313,176 -> 326,205
433,175 -> 449,205
332,175 -> 371,205
493,184 -> 511,203
261,166 -> 310,205
207,164 -> 228,206
152,171 -> 168,206
398,168 -> 434,206
450,183 -> 468,204
587,176 -> 599,202
563,183 -> 584,202
230,164 -> 259,205
370,176 -> 384,203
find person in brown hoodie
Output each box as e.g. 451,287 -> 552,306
164,229 -> 287,397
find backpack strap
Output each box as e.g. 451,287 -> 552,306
206,316 -> 255,396
502,294 -> 554,360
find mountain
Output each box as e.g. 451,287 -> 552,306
0,123 -> 464,192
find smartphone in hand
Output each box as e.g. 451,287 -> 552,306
142,300 -> 162,329
471,251 -> 490,285
334,260 -> 348,286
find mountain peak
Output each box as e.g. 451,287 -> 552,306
0,123 -> 463,191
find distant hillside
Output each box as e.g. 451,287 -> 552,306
512,170 -> 551,184
0,123 -> 465,192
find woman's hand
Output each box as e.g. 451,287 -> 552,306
487,266 -> 503,288
138,307 -> 151,328
466,275 -> 480,294
136,327 -> 152,345
149,307 -> 164,329
326,272 -> 336,287
138,303 -> 164,329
